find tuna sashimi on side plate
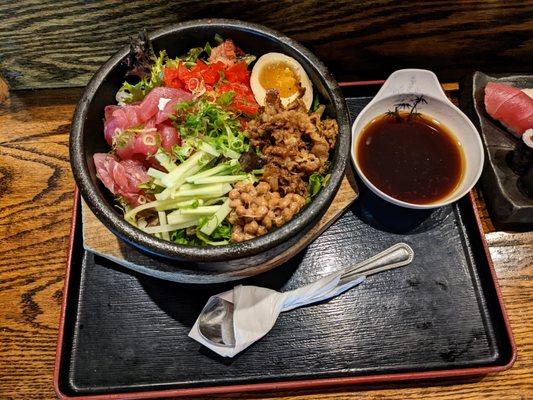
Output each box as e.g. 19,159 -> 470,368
484,81 -> 533,138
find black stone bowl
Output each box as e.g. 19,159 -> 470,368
70,19 -> 350,282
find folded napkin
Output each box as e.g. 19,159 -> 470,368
189,271 -> 365,357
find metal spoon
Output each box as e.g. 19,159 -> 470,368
197,296 -> 236,348
198,243 -> 414,348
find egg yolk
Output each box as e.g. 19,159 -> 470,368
258,61 -> 300,98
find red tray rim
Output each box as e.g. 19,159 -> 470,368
54,82 -> 517,400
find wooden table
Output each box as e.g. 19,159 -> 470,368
0,85 -> 531,400
1,1 -> 532,397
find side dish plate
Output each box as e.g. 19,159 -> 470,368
460,71 -> 533,226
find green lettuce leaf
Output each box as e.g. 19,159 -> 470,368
309,172 -> 331,198
118,50 -> 167,103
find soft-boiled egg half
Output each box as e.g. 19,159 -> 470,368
250,53 -> 313,110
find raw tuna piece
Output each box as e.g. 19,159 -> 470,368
158,122 -> 181,151
115,129 -> 159,161
104,105 -> 121,120
104,117 -> 123,145
144,118 -> 157,129
114,119 -> 179,163
103,104 -> 142,144
138,86 -> 192,121
93,153 -> 150,206
484,82 -> 533,137
133,130 -> 159,157
155,98 -> 181,124
103,87 -> 191,145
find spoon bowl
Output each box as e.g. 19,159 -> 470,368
198,297 -> 236,347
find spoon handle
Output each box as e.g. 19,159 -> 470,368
338,243 -> 413,285
283,243 -> 414,311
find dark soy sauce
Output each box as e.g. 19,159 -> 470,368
357,112 -> 464,204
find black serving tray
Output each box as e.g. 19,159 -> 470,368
54,90 -> 515,399
460,72 -> 533,227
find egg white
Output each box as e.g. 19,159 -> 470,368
250,52 -> 313,110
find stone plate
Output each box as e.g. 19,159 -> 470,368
460,71 -> 533,226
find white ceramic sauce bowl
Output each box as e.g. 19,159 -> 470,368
351,69 -> 484,209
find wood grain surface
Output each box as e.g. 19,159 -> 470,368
0,88 -> 531,400
1,0 -> 533,90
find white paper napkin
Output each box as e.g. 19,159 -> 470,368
189,271 -> 365,357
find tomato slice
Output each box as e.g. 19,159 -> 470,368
201,61 -> 224,85
225,61 -> 250,84
192,59 -> 209,73
218,82 -> 251,96
234,99 -> 259,114
217,80 -> 259,114
163,67 -> 183,89
167,59 -> 258,113
201,65 -> 221,85
174,60 -> 225,88
178,63 -> 193,82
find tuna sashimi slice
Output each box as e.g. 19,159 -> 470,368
103,87 -> 191,145
93,153 -> 150,206
104,105 -> 121,120
138,86 -> 192,121
103,104 -> 143,144
155,98 -> 180,124
158,123 -> 181,151
484,82 -> 533,137
115,129 -> 159,161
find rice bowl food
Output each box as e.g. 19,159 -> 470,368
70,20 -> 350,275
94,32 -> 339,246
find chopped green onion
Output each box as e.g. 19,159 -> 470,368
311,95 -> 321,113
241,54 -> 257,65
204,42 -> 212,56
217,91 -> 235,106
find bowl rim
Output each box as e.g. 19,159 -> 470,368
70,18 -> 350,262
350,93 -> 484,210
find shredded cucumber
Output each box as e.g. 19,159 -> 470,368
199,199 -> 231,236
